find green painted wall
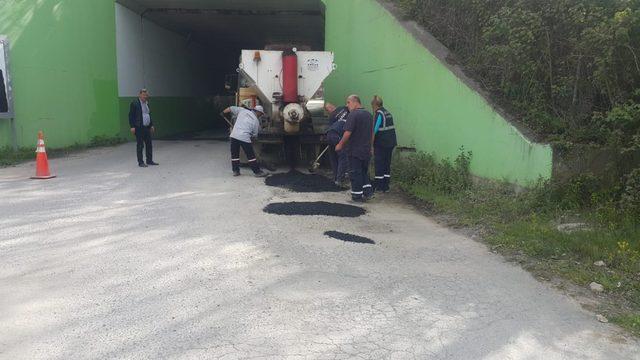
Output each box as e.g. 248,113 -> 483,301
117,97 -> 220,139
0,0 -> 120,149
322,0 -> 553,184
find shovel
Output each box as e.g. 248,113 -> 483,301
219,112 -> 234,129
309,145 -> 330,173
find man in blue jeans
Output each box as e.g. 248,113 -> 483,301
335,95 -> 374,202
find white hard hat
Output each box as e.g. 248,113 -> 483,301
253,105 -> 264,114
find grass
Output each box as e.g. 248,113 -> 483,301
0,146 -> 34,167
0,135 -> 126,168
395,151 -> 640,337
613,314 -> 640,337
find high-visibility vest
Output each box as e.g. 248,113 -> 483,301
374,107 -> 397,148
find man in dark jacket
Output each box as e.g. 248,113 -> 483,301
0,69 -> 8,113
129,89 -> 158,167
325,102 -> 350,186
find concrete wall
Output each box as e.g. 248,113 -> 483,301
0,0 -> 119,148
321,0 -> 553,184
115,3 -> 217,138
115,4 -> 211,97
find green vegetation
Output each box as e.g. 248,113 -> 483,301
394,151 -> 640,336
0,146 -> 34,167
0,135 -> 126,167
394,0 -> 640,149
613,314 -> 640,335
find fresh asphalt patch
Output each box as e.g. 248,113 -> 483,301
265,171 -> 342,193
324,231 -> 375,244
263,201 -> 366,217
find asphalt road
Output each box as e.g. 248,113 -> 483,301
1,141 -> 638,359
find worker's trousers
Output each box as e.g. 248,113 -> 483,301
349,156 -> 373,200
230,138 -> 261,174
135,126 -> 153,165
374,145 -> 395,192
329,148 -> 349,183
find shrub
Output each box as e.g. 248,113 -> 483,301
395,148 -> 473,195
621,168 -> 640,216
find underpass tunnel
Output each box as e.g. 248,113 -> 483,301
115,0 -> 326,139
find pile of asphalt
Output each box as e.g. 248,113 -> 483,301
324,231 -> 375,245
263,201 -> 366,217
265,170 -> 342,193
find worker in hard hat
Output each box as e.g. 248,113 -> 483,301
222,105 -> 268,177
325,102 -> 350,187
371,95 -> 398,193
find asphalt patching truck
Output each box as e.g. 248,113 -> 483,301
231,46 -> 336,167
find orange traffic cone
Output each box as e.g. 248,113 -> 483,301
31,131 -> 56,180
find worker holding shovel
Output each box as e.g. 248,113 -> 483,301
325,102 -> 350,187
222,105 -> 268,178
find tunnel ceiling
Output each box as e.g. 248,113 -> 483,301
117,0 -> 325,49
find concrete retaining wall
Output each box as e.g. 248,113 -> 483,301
321,0 -> 553,185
